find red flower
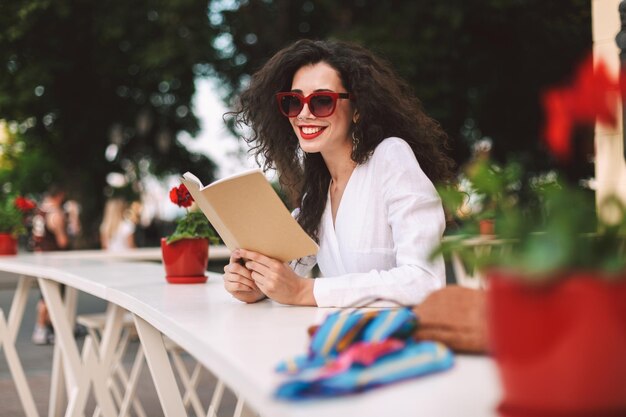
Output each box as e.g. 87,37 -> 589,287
169,184 -> 193,208
542,55 -> 623,161
14,196 -> 37,212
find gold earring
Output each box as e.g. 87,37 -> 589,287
351,130 -> 360,146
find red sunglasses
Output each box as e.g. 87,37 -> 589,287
275,91 -> 352,118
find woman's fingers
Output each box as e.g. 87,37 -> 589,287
231,289 -> 266,304
224,261 -> 252,279
223,250 -> 268,304
244,260 -> 271,278
224,268 -> 256,289
237,249 -> 275,269
224,279 -> 254,292
224,251 -> 257,292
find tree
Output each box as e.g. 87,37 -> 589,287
0,0 -> 219,247
211,0 -> 591,176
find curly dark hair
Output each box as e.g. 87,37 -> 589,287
231,39 -> 455,242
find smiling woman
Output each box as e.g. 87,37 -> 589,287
225,39 -> 455,307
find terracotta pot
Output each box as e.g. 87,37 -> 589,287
479,219 -> 495,235
0,233 -> 17,255
487,270 -> 626,417
160,237 -> 209,284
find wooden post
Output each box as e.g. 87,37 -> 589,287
592,0 -> 626,222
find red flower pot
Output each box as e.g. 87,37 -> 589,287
487,271 -> 626,417
160,237 -> 209,284
0,233 -> 17,255
479,219 -> 495,235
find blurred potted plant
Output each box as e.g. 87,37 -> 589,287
161,183 -> 219,284
0,194 -> 37,255
438,157 -> 523,237
433,55 -> 626,417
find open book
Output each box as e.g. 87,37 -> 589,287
181,169 -> 319,262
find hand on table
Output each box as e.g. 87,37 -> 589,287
223,251 -> 266,303
237,249 -> 317,306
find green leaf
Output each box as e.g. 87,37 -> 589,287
166,211 -> 220,245
0,194 -> 26,236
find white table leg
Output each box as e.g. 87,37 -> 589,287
0,276 -> 39,417
49,286 -> 77,417
132,315 -> 187,417
48,340 -> 66,417
39,279 -> 121,417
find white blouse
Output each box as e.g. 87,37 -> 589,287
293,137 -> 446,307
106,219 -> 136,252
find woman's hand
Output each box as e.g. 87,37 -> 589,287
223,251 -> 266,303
237,249 -> 317,306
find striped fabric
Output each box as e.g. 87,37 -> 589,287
275,308 -> 454,399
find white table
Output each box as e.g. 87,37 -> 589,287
0,253 -> 501,417
17,245 -> 231,261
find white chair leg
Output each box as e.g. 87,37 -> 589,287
233,396 -> 256,417
206,380 -> 224,417
186,362 -> 204,410
451,252 -> 480,289
39,280 -> 96,417
117,345 -> 146,417
77,308 -> 147,417
170,350 -> 205,417
0,277 -> 39,417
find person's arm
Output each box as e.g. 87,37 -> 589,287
124,220 -> 136,249
312,138 -> 446,307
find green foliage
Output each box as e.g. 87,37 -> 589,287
434,171 -> 626,279
0,0 -> 595,248
438,158 -> 523,228
0,0 -> 219,246
213,0 -> 591,172
166,211 -> 220,245
0,195 -> 26,236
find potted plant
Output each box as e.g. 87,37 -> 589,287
0,194 -> 37,255
446,155 -> 523,236
433,55 -> 626,417
161,183 -> 219,284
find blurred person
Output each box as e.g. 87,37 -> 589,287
31,184 -> 70,344
224,39 -> 455,307
32,185 -> 69,252
64,199 -> 82,245
99,198 -> 137,251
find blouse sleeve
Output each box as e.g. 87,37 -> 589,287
288,207 -> 317,277
313,138 -> 446,307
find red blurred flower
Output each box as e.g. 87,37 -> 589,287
169,184 -> 193,208
169,187 -> 178,205
542,55 -> 623,162
14,196 -> 37,212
